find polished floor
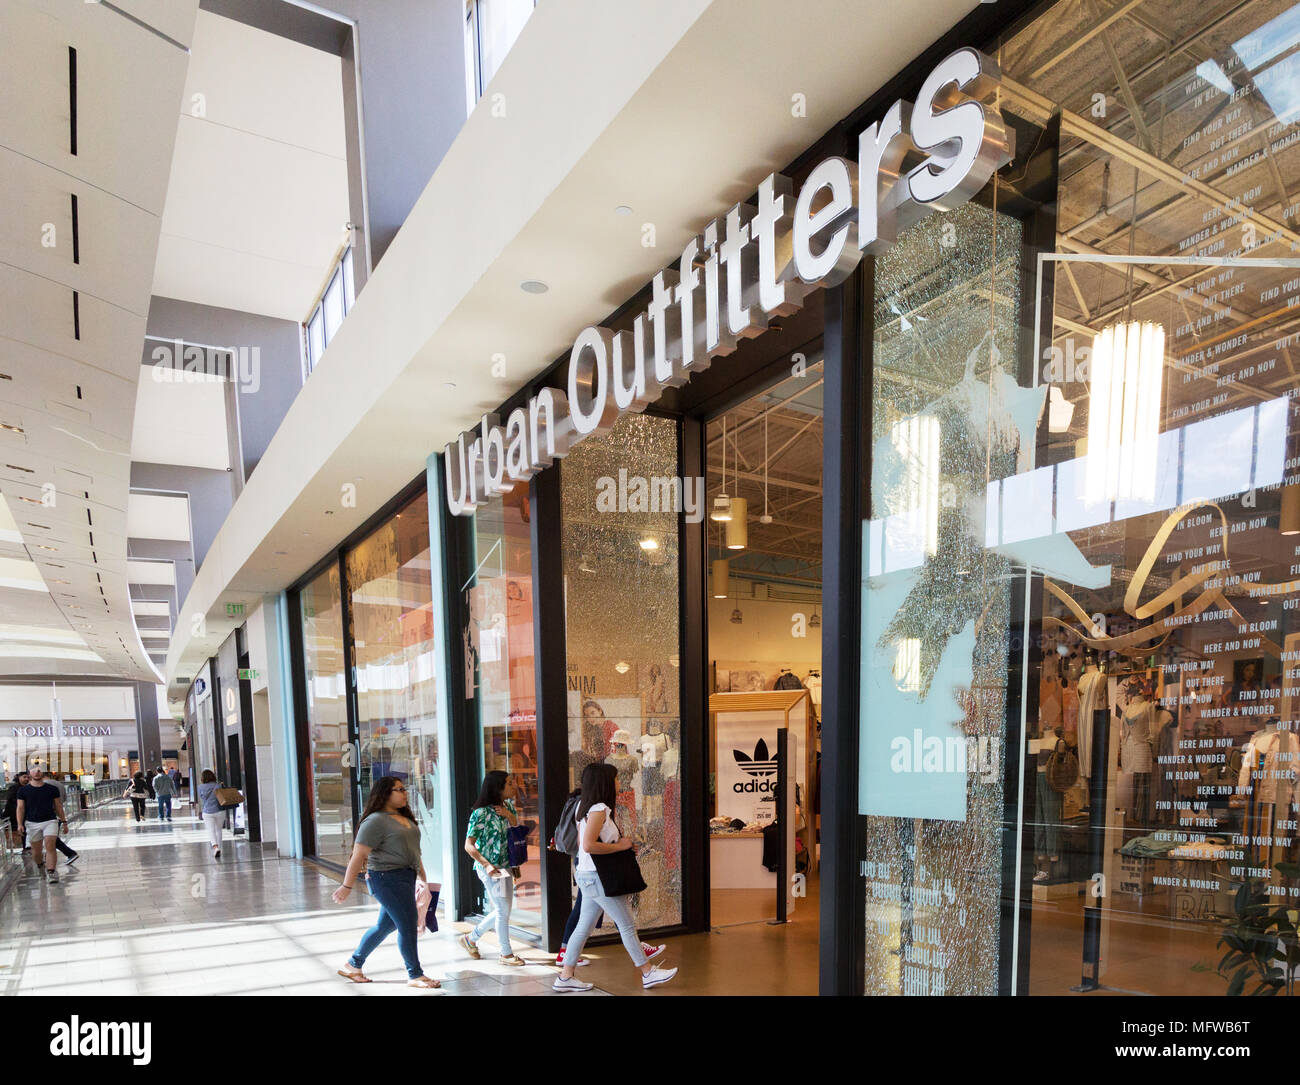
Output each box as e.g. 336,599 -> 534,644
0,801 -> 596,997
0,801 -> 825,997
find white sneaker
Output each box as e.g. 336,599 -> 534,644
553,975 -> 594,993
641,965 -> 676,989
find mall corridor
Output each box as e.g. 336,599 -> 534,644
0,802 -> 606,997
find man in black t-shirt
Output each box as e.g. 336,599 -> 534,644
16,767 -> 67,883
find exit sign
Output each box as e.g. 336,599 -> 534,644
238,668 -> 260,681
225,602 -> 245,618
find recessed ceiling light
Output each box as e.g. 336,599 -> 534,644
520,280 -> 549,294
443,382 -> 457,391
614,205 -> 632,216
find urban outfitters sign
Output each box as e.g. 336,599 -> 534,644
445,48 -> 1013,514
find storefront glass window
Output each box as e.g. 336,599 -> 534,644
560,413 -> 684,929
345,493 -> 443,884
861,0 -> 1300,996
299,564 -> 351,867
462,487 -> 541,930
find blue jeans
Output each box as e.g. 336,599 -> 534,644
470,863 -> 514,956
564,869 -> 646,968
157,796 -> 172,820
348,867 -> 424,980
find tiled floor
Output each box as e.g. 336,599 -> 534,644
0,802 -> 604,997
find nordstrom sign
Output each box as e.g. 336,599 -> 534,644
11,725 -> 115,738
444,48 -> 1013,515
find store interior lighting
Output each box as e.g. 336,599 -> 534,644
889,413 -> 941,557
1086,320 -> 1165,504
711,558 -> 729,598
725,497 -> 748,550
1282,482 -> 1300,535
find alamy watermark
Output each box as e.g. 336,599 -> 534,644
148,340 -> 261,394
594,470 -> 705,523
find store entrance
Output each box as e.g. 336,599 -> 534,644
704,361 -> 823,968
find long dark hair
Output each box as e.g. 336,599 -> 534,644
577,762 -> 616,821
361,776 -> 414,822
474,770 -> 508,810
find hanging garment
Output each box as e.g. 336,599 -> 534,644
1151,711 -> 1177,818
1062,683 -> 1079,745
774,670 -> 804,692
1121,700 -> 1155,773
804,672 -> 822,708
1076,668 -> 1107,778
1039,676 -> 1063,732
1238,727 -> 1300,807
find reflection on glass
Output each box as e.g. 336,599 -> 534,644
861,198 -> 1024,995
1085,321 -> 1164,504
346,493 -> 442,884
300,565 -> 351,866
465,487 -> 541,930
561,414 -> 683,929
995,0 -> 1300,997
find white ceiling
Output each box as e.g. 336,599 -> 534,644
0,0 -> 198,682
151,10 -> 350,321
130,368 -> 230,470
127,560 -> 177,587
125,492 -> 192,544
163,0 -> 982,706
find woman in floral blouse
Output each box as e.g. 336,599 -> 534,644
460,770 -> 526,965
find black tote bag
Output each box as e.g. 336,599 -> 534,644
592,847 -> 647,896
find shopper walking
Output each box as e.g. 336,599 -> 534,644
151,766 -> 175,821
332,776 -> 439,989
196,770 -> 226,858
123,772 -> 150,822
42,774 -> 81,866
168,765 -> 183,798
554,763 -> 676,992
552,786 -> 663,970
460,770 -> 527,966
16,767 -> 68,884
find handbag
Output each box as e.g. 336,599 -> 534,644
215,787 -> 244,809
1046,740 -> 1079,793
592,846 -> 647,896
506,821 -> 533,870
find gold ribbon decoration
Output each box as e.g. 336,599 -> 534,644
1044,500 -> 1292,659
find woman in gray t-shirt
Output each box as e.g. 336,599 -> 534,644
332,776 -> 439,989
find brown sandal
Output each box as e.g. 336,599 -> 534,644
337,965 -> 371,984
407,976 -> 441,989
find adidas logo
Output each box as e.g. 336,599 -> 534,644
733,739 -> 779,793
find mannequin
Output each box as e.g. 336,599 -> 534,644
1061,675 -> 1079,746
1149,706 -> 1176,823
606,729 -> 640,834
1076,655 -> 1107,779
1237,717 -> 1300,870
804,669 -> 822,710
1039,672 -> 1063,736
639,718 -> 667,825
1119,679 -> 1155,830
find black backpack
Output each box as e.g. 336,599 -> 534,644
553,790 -> 582,855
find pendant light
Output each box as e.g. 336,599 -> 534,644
1085,320 -> 1164,504
711,415 -> 733,521
726,497 -> 748,550
809,604 -> 821,628
724,420 -> 747,549
1281,483 -> 1300,536
711,558 -> 730,598
760,412 -> 773,524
